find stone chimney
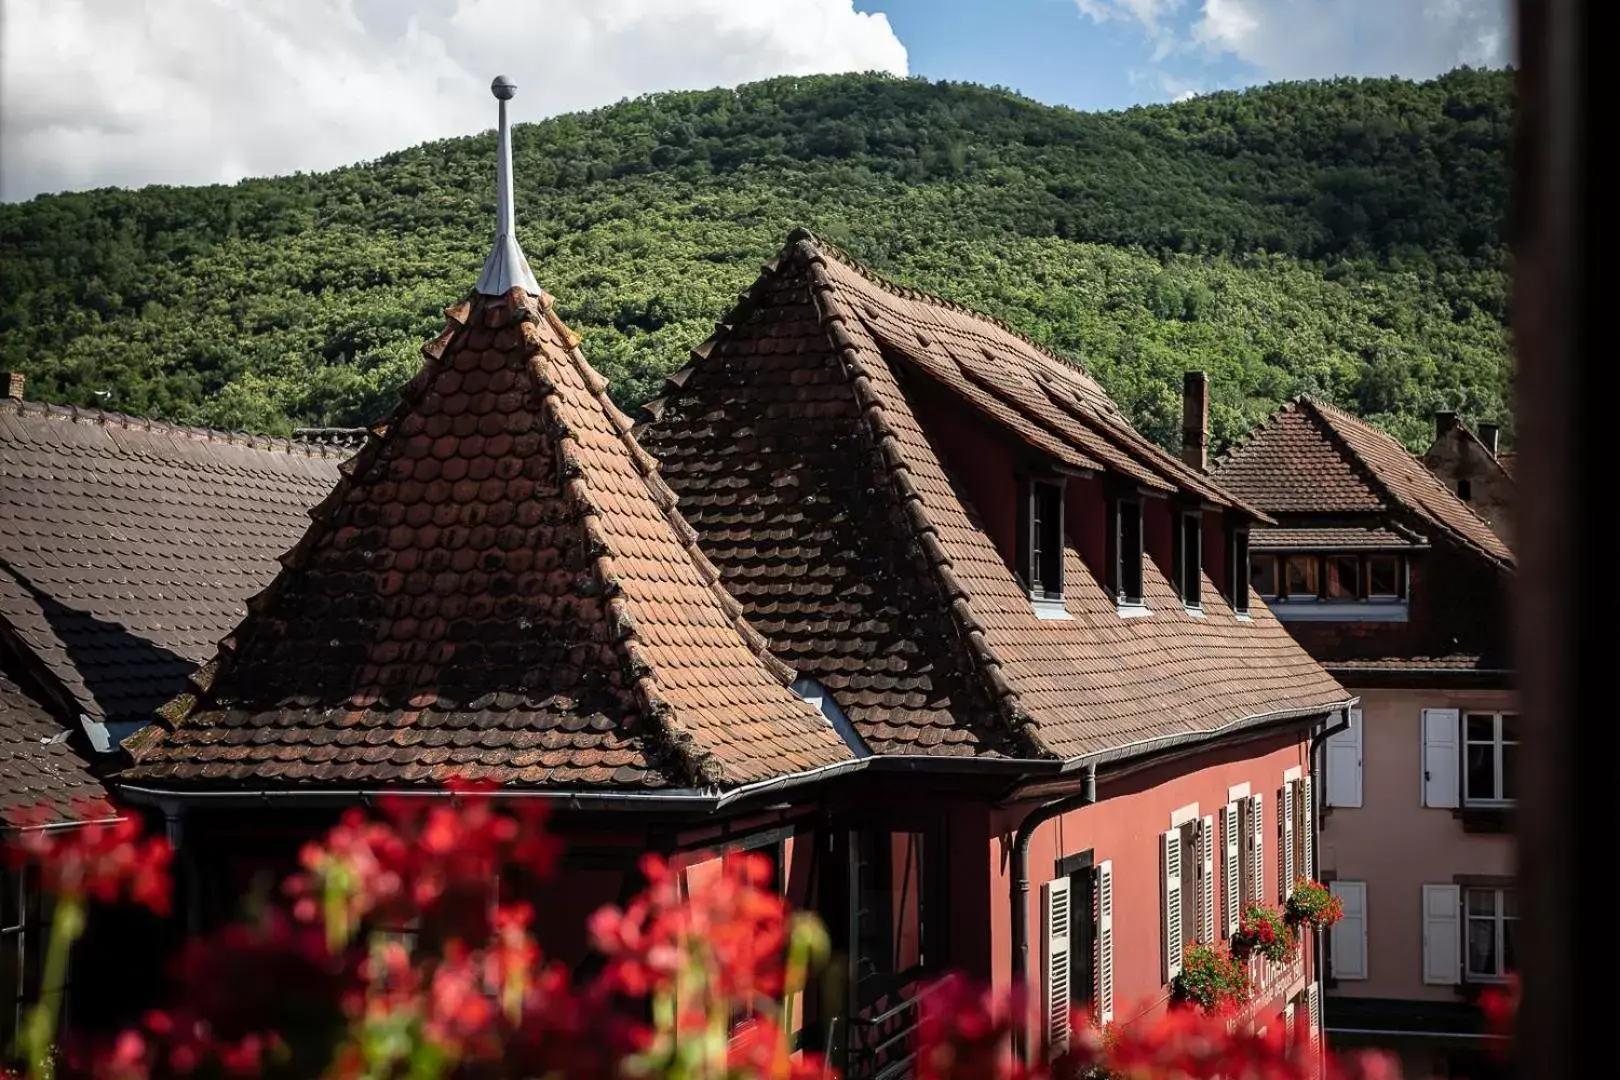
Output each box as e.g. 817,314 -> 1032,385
1181,370 -> 1209,471
4,372 -> 23,401
1434,410 -> 1459,441
1478,422 -> 1500,456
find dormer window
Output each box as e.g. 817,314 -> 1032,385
1172,508 -> 1202,610
1017,477 -> 1066,608
1228,528 -> 1250,614
1108,495 -> 1144,609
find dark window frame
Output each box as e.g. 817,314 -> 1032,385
1172,507 -> 1203,609
1055,850 -> 1097,1017
1017,477 -> 1066,602
1229,528 -> 1251,613
1249,552 -> 1409,604
1108,495 -> 1145,607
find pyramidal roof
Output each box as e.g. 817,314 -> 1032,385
123,288 -> 853,791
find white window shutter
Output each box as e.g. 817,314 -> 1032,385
1328,881 -> 1367,979
1162,830 -> 1183,981
1096,861 -> 1114,1023
1223,802 -> 1241,936
1326,709 -> 1363,807
1250,793 -> 1265,903
1421,709 -> 1461,808
1422,883 -> 1461,985
1041,877 -> 1072,1056
1199,815 -> 1216,944
1283,781 -> 1296,900
1307,983 -> 1321,1047
1300,775 -> 1315,882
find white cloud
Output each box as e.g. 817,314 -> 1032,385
0,0 -> 908,201
1192,0 -> 1510,80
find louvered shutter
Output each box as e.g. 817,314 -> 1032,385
1223,802 -> 1240,936
1096,861 -> 1114,1023
1422,883 -> 1461,985
1199,815 -> 1216,944
1162,830 -> 1183,981
1041,877 -> 1072,1056
1307,982 -> 1321,1047
1326,708 -> 1363,807
1250,793 -> 1265,903
1300,775 -> 1316,882
1421,708 -> 1461,808
1328,881 -> 1366,979
1283,782 -> 1296,900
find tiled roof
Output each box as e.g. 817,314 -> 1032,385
0,399 -> 347,727
124,288 -> 853,791
1324,655 -> 1502,672
639,231 -> 1349,762
1250,525 -> 1428,551
1,670 -> 113,828
1495,451 -> 1516,478
1213,399 -> 1514,567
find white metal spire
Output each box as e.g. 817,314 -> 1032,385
475,75 -> 540,296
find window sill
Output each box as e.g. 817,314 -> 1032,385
1032,597 -> 1073,621
1182,603 -> 1205,618
1454,805 -> 1514,833
1116,601 -> 1151,618
1234,610 -> 1252,622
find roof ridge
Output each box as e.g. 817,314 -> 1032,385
786,227 -> 1103,383
2,396 -> 352,460
799,242 -> 1053,761
1431,413 -> 1515,483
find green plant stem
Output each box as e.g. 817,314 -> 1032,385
18,894 -> 86,1080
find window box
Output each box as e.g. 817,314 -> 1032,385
1455,806 -> 1513,834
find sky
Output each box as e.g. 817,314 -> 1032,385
0,0 -> 1510,203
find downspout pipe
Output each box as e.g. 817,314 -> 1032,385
1009,763 -> 1097,1063
1304,708 -> 1353,992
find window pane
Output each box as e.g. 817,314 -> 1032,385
1500,714 -> 1520,743
1180,514 -> 1201,605
1325,555 -> 1359,599
1501,890 -> 1517,917
1503,916 -> 1518,974
1119,502 -> 1143,603
1231,533 -> 1250,612
1467,916 -> 1498,976
1284,555 -> 1318,599
1366,555 -> 1401,597
1466,715 -> 1495,743
1501,742 -> 1518,801
1466,744 -> 1496,801
1466,890 -> 1496,916
1034,483 -> 1063,597
1251,555 -> 1277,597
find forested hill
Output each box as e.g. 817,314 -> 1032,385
0,68 -> 1512,449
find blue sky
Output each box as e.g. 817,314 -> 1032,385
1,0 -> 1510,201
865,0 -> 1508,111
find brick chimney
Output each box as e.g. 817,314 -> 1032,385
1181,370 -> 1209,471
1478,422 -> 1500,456
1434,410 -> 1458,441
4,371 -> 23,401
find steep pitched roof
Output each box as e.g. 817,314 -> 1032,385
639,231 -> 1349,763
1213,398 -> 1514,567
124,288 -> 852,791
1,669 -> 113,828
0,399 -> 347,731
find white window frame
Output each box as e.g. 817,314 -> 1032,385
1462,712 -> 1518,807
1463,886 -> 1517,983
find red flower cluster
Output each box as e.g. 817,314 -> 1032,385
1284,880 -> 1344,931
5,801 -> 172,915
915,974 -> 1035,1080
589,851 -> 788,1002
1171,943 -> 1253,1014
1232,903 -> 1297,964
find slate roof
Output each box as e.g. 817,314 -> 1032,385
638,230 -> 1349,762
1213,398 -> 1514,568
124,288 -> 853,791
1250,525 -> 1428,552
1,670 -> 113,828
0,399 -> 347,729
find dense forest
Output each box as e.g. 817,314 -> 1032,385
0,68 -> 1512,450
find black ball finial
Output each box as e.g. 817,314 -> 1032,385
491,75 -> 516,100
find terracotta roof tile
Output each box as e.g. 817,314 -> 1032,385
0,400 -> 346,727
1251,525 -> 1427,551
1,670 -> 113,827
1212,399 -> 1513,567
124,289 -> 853,791
639,232 -> 1349,761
